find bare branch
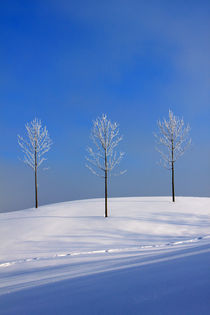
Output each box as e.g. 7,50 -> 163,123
86,114 -> 126,177
18,118 -> 52,171
155,109 -> 191,170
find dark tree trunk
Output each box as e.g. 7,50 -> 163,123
35,143 -> 38,208
172,161 -> 175,202
171,140 -> 175,202
105,150 -> 108,217
35,167 -> 38,208
105,170 -> 108,217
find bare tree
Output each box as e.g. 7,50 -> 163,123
18,118 -> 52,208
86,114 -> 126,217
154,110 -> 191,202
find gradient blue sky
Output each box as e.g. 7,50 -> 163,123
0,0 -> 210,212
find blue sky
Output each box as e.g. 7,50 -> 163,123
0,0 -> 209,211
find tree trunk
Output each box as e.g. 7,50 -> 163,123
35,144 -> 38,208
172,161 -> 175,202
105,150 -> 108,217
105,170 -> 108,217
171,140 -> 175,202
35,166 -> 38,208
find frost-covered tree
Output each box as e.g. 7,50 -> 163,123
154,110 -> 191,202
86,114 -> 126,217
18,118 -> 52,208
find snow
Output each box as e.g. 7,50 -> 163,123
0,197 -> 210,314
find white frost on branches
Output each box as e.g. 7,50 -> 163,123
154,110 -> 191,169
86,114 -> 126,177
18,118 -> 52,170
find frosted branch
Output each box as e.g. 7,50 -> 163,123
18,118 -> 52,171
155,110 -> 191,170
86,114 -> 126,178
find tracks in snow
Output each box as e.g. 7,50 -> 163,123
0,235 -> 209,268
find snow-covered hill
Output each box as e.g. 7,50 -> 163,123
0,197 -> 210,314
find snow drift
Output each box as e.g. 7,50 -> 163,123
0,197 -> 210,314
